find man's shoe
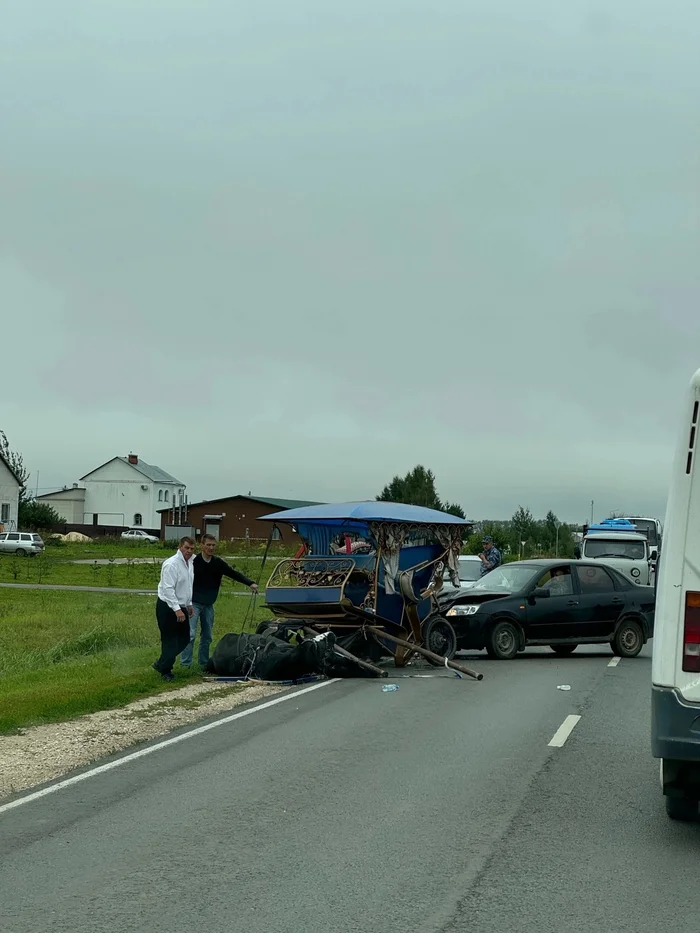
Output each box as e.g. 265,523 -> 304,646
161,672 -> 175,682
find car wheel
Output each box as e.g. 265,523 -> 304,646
486,620 -> 520,660
421,615 -> 457,665
611,619 -> 644,658
15,548 -> 27,557
550,644 -> 578,656
665,795 -> 699,821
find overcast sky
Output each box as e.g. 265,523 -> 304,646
2,0 -> 699,523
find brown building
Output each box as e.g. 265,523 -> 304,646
158,494 -> 323,544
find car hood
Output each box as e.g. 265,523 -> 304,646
437,590 -> 513,609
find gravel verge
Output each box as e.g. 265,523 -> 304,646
0,680 -> 285,801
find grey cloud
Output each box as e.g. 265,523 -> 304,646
2,0 -> 699,523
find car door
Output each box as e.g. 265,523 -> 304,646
0,533 -> 7,553
526,566 -> 580,641
572,565 -> 623,637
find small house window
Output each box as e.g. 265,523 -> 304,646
134,513 -> 143,526
1,504 -> 10,523
164,491 -> 169,503
158,490 -> 163,502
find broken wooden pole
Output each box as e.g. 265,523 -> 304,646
365,625 -> 484,681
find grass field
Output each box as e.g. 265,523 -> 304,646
0,553 -> 279,589
0,589 -> 271,734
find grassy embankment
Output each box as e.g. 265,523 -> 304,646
0,541 -> 296,734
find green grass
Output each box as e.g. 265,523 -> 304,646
0,590 -> 271,734
0,553 -> 282,589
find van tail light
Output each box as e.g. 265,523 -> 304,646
682,592 -> 700,672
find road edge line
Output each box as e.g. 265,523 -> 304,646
0,678 -> 340,816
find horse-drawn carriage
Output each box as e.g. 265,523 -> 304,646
257,502 -> 482,678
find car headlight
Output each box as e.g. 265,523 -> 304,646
631,568 -> 640,578
446,604 -> 479,617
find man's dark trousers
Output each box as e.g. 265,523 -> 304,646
154,598 -> 190,675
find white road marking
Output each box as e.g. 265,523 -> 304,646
0,679 -> 340,817
548,714 -> 582,748
608,657 -> 621,668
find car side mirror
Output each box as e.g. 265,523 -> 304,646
530,587 -> 551,600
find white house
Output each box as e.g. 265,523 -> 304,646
78,454 -> 186,530
0,451 -> 22,531
35,484 -> 86,524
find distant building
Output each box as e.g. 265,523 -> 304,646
35,484 -> 86,524
0,451 -> 22,531
37,454 -> 186,532
159,494 -> 322,543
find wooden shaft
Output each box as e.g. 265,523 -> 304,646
366,625 -> 484,681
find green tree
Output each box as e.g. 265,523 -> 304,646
464,521 -> 510,555
510,506 -> 535,557
18,500 -> 65,531
0,430 -> 30,504
442,501 -> 466,519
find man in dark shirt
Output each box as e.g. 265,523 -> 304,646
180,534 -> 258,668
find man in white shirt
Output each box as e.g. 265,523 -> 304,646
152,536 -> 195,681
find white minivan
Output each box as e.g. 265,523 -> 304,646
652,366 -> 700,820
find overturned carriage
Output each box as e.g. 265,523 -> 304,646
258,502 -> 474,667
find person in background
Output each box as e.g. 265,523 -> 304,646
180,534 -> 259,669
478,535 -> 502,577
153,536 -> 195,682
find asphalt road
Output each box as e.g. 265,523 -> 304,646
1,644 -> 697,933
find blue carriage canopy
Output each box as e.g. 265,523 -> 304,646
259,501 -> 474,593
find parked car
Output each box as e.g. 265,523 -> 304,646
121,529 -> 159,543
431,558 -> 655,659
442,555 -> 483,592
0,532 -> 45,557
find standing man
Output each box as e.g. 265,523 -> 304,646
478,535 -> 502,577
153,536 -> 195,682
180,534 -> 259,669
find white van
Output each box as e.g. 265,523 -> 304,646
652,366 -> 700,820
578,531 -> 652,585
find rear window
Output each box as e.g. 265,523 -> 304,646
32,534 -> 43,541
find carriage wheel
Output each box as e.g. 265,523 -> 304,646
422,615 -> 458,666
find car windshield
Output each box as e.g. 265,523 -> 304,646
584,538 -> 646,560
470,565 -> 536,593
458,560 -> 482,582
444,561 -> 482,584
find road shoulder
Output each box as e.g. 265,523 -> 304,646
0,679 -> 286,801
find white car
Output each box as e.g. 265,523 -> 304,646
442,555 -> 483,591
0,531 -> 45,556
121,529 -> 159,543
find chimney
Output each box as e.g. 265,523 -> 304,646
73,483 -> 79,489
128,453 -> 138,465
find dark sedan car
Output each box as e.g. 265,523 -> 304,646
431,559 -> 655,660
